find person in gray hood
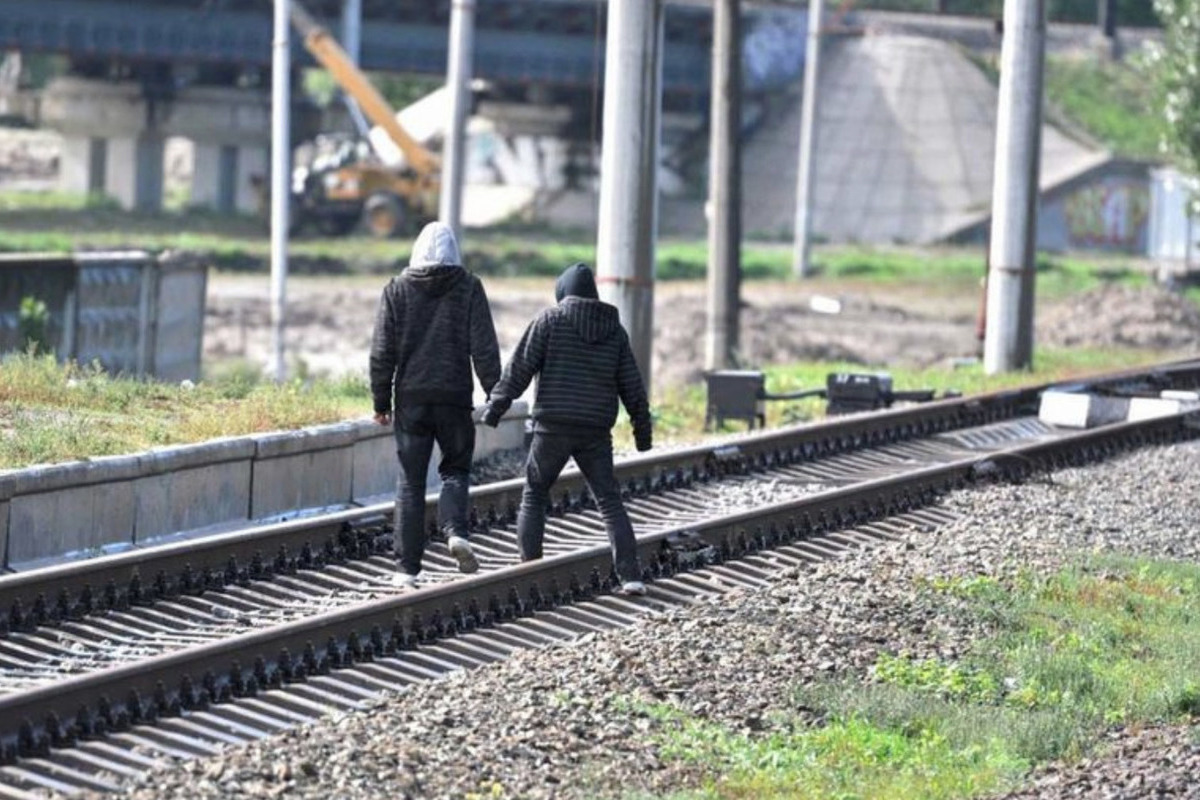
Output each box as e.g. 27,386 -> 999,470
482,262 -> 652,595
370,221 -> 501,587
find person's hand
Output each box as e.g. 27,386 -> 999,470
481,405 -> 502,428
635,433 -> 652,452
374,412 -> 391,426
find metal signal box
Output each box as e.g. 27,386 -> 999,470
704,370 -> 766,430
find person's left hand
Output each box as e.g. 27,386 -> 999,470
481,405 -> 502,428
374,412 -> 392,426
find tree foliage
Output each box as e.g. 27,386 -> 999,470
1149,0 -> 1200,176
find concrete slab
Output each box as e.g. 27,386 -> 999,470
1039,390 -> 1130,429
0,473 -> 12,570
1127,396 -> 1200,422
7,457 -> 140,565
133,439 -> 256,543
351,420 -> 402,504
250,424 -> 357,521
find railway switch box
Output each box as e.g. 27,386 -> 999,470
704,370 -> 766,430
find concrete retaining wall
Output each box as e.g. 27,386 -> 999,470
0,404 -> 528,571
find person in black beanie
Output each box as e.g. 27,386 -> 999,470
482,262 -> 652,595
370,221 -> 501,588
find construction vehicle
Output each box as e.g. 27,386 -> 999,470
263,1 -> 441,238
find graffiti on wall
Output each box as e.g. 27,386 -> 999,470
1063,181 -> 1150,250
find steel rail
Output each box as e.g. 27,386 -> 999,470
0,405 -> 1195,762
3,358 -> 1196,637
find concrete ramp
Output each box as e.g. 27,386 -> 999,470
742,32 -> 1104,244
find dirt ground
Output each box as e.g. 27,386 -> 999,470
203,275 -> 1200,395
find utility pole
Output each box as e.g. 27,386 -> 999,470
341,0 -> 361,65
792,0 -> 824,278
596,0 -> 664,389
270,0 -> 291,382
339,0 -> 369,133
1098,0 -> 1117,38
705,0 -> 742,371
440,0 -> 476,241
1097,0 -> 1119,58
984,0 -> 1045,374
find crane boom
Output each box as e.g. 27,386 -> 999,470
289,1 -> 439,177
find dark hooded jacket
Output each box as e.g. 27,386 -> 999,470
488,263 -> 652,448
370,222 -> 501,412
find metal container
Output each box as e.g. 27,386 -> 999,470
704,370 -> 766,430
0,251 -> 206,380
1147,166 -> 1200,276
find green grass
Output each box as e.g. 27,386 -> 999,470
727,346 -> 1169,434
1,344 -> 1170,469
629,345 -> 1171,448
0,191 -> 1159,290
0,351 -> 369,469
645,709 -> 1026,800
637,555 -> 1200,799
1044,54 -> 1165,161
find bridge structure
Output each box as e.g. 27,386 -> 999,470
0,0 -> 754,213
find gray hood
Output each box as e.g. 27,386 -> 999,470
403,221 -> 466,297
409,221 -> 462,268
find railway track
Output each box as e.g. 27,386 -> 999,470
0,359 -> 1197,797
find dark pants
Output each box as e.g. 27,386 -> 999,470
393,404 -> 475,576
517,431 -> 641,584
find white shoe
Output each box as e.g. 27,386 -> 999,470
394,572 -> 418,589
619,580 -> 647,596
447,536 -> 480,574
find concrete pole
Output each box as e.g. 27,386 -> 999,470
1098,0 -> 1117,38
984,0 -> 1045,374
270,0 -> 291,382
440,0 -> 476,242
792,0 -> 824,278
341,0 -> 361,63
339,0 -> 370,133
596,0 -> 664,389
705,0 -> 742,371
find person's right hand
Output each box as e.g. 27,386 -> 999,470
374,412 -> 391,426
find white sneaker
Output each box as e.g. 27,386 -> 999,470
393,572 -> 418,589
619,580 -> 647,596
447,536 -> 480,574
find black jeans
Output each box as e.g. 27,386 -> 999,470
393,404 -> 475,576
517,430 -> 641,584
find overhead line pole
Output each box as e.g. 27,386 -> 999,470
595,0 -> 665,390
984,0 -> 1045,374
270,0 -> 291,382
792,0 -> 824,278
440,0 -> 476,241
705,0 -> 743,371
339,0 -> 369,134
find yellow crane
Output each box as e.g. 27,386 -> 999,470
269,1 -> 442,238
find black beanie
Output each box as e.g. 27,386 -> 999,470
555,262 -> 599,302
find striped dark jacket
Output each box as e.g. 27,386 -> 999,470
488,297 -> 652,449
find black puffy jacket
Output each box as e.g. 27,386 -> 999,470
369,222 -> 501,412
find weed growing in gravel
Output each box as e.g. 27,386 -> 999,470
639,702 -> 1026,800
637,556 -> 1200,799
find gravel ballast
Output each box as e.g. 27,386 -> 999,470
90,438 -> 1200,800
